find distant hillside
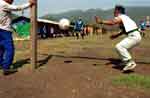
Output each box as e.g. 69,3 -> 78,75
41,6 -> 150,24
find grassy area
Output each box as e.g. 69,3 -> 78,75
1,32 -> 150,97
112,74 -> 150,90
1,31 -> 149,70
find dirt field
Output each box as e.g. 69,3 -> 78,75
0,32 -> 150,98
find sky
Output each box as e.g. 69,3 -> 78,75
14,0 -> 150,17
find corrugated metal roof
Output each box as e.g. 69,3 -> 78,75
38,19 -> 59,25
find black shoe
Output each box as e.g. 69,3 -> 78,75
3,69 -> 18,76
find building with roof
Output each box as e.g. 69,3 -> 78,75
12,16 -> 72,40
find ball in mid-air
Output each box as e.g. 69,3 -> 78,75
59,18 -> 70,30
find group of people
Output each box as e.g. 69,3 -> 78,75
38,17 -> 86,39
0,0 -> 142,75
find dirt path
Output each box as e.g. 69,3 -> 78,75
0,36 -> 150,98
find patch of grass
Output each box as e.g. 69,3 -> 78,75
112,74 -> 150,90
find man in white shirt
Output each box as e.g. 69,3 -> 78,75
0,0 -> 34,75
95,5 -> 142,72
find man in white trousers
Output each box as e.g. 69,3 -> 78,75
95,5 -> 142,71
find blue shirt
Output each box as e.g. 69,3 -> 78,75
139,22 -> 146,30
74,19 -> 84,31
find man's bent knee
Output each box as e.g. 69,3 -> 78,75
115,44 -> 122,52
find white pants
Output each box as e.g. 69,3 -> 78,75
115,31 -> 142,61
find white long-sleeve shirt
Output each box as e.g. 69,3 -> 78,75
0,0 -> 30,31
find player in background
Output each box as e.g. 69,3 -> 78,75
139,20 -> 146,37
74,16 -> 85,39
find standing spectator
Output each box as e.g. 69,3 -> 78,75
74,16 -> 85,39
139,20 -> 146,37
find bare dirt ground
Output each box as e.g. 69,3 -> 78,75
0,33 -> 150,98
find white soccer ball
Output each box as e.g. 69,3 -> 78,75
59,18 -> 70,30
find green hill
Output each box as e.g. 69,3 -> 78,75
41,6 -> 150,24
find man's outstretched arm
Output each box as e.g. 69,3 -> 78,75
4,0 -> 35,11
95,16 -> 124,39
95,16 -> 122,25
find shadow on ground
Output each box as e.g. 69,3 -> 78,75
51,54 -> 150,65
11,55 -> 53,69
6,54 -> 150,71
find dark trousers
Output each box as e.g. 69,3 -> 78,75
75,29 -> 84,39
0,29 -> 14,71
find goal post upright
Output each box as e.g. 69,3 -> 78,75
30,0 -> 38,69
